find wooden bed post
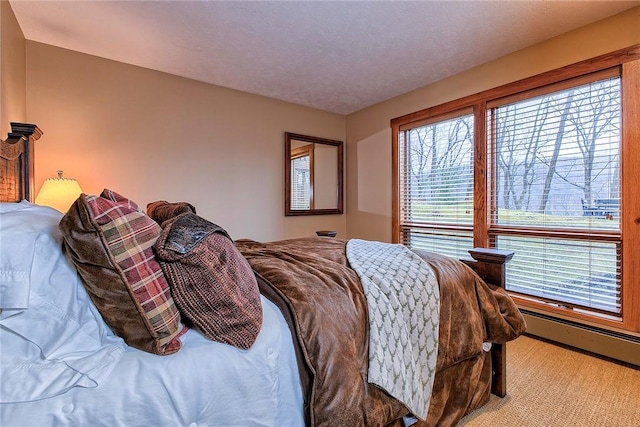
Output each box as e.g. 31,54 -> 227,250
461,247 -> 514,398
0,122 -> 42,202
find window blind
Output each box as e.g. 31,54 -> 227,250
291,155 -> 311,210
498,235 -> 621,314
489,74 -> 622,315
398,112 -> 474,257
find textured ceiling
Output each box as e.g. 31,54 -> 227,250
9,1 -> 640,115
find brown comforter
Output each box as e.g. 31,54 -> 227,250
236,237 -> 526,427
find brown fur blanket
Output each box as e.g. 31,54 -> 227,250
236,237 -> 526,427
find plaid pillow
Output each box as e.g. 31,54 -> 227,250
60,189 -> 186,355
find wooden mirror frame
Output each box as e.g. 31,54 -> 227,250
285,132 -> 343,216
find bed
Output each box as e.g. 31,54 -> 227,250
0,123 -> 526,427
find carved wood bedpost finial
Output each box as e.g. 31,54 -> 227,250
9,122 -> 43,141
2,122 -> 43,202
467,247 -> 514,289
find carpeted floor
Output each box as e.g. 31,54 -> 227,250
457,335 -> 640,426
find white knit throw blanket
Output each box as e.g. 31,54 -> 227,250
346,239 -> 440,421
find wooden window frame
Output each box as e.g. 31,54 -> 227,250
391,45 -> 640,333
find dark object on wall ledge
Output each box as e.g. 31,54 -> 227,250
316,230 -> 337,237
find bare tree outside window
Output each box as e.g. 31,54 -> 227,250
398,113 -> 474,258
491,78 -> 620,229
404,114 -> 474,222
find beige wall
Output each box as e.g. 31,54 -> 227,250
25,42 -> 347,241
345,6 -> 640,242
0,1 -> 26,135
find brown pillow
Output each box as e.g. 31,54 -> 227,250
154,213 -> 262,349
59,189 -> 187,355
147,200 -> 196,226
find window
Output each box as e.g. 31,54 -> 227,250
392,45 -> 640,332
291,144 -> 314,210
489,72 -> 621,315
397,110 -> 474,259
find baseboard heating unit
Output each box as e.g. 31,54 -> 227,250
520,309 -> 640,367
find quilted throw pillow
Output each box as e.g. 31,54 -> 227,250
59,189 -> 186,355
154,213 -> 263,349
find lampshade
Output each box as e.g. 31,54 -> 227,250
35,170 -> 83,213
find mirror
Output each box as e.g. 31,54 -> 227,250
285,132 -> 343,216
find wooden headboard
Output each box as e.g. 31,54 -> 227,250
0,123 -> 43,203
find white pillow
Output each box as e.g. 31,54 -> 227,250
0,201 -> 126,403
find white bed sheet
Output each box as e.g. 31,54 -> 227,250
1,295 -> 304,427
0,201 -> 304,426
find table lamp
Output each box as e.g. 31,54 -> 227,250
35,170 -> 83,213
